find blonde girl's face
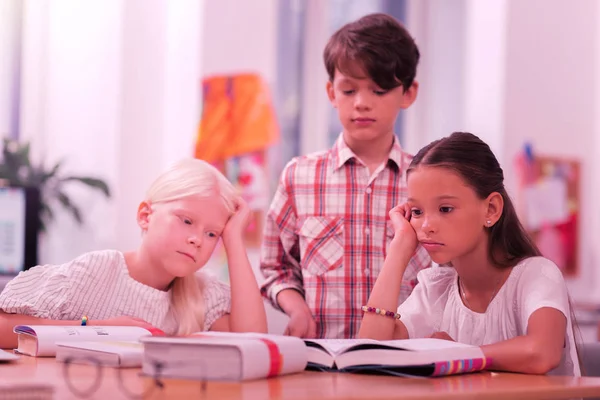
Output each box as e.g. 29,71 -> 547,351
138,194 -> 231,278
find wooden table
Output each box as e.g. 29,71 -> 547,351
1,356 -> 600,400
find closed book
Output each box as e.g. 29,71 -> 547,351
56,340 -> 143,367
13,325 -> 157,357
141,332 -> 308,381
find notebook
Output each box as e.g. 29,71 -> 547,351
141,332 -> 308,381
13,325 -> 159,357
304,338 -> 490,377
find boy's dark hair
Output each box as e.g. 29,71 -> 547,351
407,132 -> 542,268
323,13 -> 420,92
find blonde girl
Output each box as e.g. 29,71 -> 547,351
0,158 -> 267,348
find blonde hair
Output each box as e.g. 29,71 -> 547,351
145,158 -> 237,334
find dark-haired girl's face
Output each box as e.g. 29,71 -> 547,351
406,166 -> 489,264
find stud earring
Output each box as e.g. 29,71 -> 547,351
486,220 -> 492,226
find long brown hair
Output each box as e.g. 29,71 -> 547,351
408,131 -> 583,374
407,131 -> 541,267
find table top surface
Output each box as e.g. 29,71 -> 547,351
1,354 -> 600,400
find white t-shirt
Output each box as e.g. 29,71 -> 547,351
0,250 -> 231,334
397,256 -> 580,376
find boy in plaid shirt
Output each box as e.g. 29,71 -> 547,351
260,13 -> 431,339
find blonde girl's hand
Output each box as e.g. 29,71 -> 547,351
389,203 -> 418,254
222,197 -> 251,244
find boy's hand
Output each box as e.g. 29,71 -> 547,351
389,204 -> 418,253
284,307 -> 317,339
222,197 -> 251,244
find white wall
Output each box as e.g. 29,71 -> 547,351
405,0 -> 507,161
594,1 -> 600,305
17,0 -> 287,333
503,0 -> 599,301
199,0 -> 288,333
463,0 -> 508,162
202,0 -> 278,84
406,0 -> 600,303
299,0 -> 331,155
0,0 -> 22,138
404,0 -> 467,153
19,0 -> 123,261
117,0 -> 203,253
19,0 -> 203,263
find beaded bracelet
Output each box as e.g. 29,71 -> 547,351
81,315 -> 88,326
361,305 -> 401,320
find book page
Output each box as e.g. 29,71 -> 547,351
57,340 -> 143,352
305,337 -> 476,356
379,338 -> 477,351
304,338 -> 380,355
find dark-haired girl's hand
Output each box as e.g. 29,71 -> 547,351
430,331 -> 455,341
389,204 -> 418,255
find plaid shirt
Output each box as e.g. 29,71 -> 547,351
260,134 -> 431,338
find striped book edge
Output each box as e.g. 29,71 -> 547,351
431,357 -> 492,377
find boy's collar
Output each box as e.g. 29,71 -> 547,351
331,133 -> 403,171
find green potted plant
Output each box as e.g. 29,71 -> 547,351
0,138 -> 111,233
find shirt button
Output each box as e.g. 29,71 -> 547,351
365,228 -> 370,235
364,269 -> 370,277
366,187 -> 372,194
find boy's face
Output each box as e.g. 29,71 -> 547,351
327,67 -> 418,144
137,194 -> 230,279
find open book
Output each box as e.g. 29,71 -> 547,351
304,338 -> 490,377
141,332 -> 308,381
13,325 -> 156,357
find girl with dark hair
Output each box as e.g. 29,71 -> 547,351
358,132 -> 580,376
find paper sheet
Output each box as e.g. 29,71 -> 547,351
523,177 -> 569,230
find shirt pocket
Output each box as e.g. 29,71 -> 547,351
297,216 -> 344,276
